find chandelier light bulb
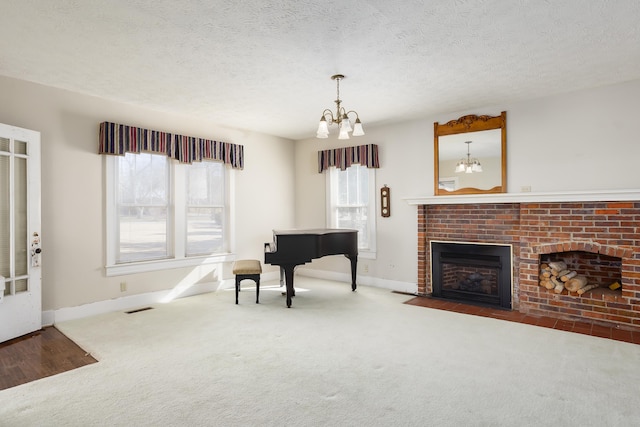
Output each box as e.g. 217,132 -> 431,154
352,118 -> 365,136
316,116 -> 329,136
341,114 -> 352,133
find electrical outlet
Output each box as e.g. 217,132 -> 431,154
521,185 -> 531,192
120,282 -> 127,292
363,264 -> 369,273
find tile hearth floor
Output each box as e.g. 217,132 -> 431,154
403,295 -> 640,346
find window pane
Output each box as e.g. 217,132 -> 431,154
117,206 -> 168,262
118,153 -> 168,205
336,206 -> 369,248
337,168 -> 350,205
186,207 -> 224,255
187,162 -> 224,206
186,161 -> 225,256
358,168 -> 368,204
337,165 -> 368,205
116,153 -> 169,263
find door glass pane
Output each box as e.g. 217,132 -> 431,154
0,137 -> 8,152
15,157 -> 28,276
3,281 -> 9,296
15,278 -> 27,293
15,140 -> 27,155
0,154 -> 9,278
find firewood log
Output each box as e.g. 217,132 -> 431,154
560,271 -> 577,282
557,269 -> 571,278
551,277 -> 564,293
540,269 -> 551,278
540,263 -> 549,270
548,261 -> 568,271
577,283 -> 599,295
540,279 -> 554,289
564,275 -> 588,292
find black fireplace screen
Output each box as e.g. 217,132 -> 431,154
431,242 -> 512,309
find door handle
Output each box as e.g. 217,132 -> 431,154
31,232 -> 41,267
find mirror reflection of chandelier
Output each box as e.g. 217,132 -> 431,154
316,74 -> 365,140
455,141 -> 483,173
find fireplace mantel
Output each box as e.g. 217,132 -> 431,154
404,189 -> 640,206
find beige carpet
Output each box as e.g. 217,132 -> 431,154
1,277 -> 639,426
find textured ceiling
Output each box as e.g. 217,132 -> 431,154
2,0 -> 640,140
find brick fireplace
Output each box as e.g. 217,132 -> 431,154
413,195 -> 640,331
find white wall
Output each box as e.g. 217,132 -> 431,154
294,79 -> 640,288
0,76 -> 295,312
3,75 -> 639,313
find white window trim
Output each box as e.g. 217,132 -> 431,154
104,155 -> 236,277
325,165 -> 377,259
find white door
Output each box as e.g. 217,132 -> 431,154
0,123 -> 41,343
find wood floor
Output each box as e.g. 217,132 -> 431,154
0,326 -> 97,390
405,295 -> 640,345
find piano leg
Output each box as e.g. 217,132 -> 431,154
282,264 -> 296,308
348,255 -> 358,291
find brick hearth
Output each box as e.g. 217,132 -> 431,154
417,201 -> 640,331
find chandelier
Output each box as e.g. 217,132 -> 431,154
316,74 -> 365,139
455,141 -> 483,173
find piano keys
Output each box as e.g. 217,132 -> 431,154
264,228 -> 358,307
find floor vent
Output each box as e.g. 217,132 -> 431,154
125,307 -> 154,314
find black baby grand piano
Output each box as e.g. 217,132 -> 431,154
264,229 -> 358,307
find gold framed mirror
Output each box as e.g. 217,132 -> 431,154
434,111 -> 506,195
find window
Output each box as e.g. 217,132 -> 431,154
327,164 -> 376,257
438,176 -> 459,192
105,152 -> 234,276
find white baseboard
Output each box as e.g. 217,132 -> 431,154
41,269 -> 413,326
45,281 -> 225,325
297,267 -> 417,294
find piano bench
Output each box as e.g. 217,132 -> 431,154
233,260 -> 262,304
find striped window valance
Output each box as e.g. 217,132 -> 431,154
98,122 -> 244,169
318,144 -> 380,173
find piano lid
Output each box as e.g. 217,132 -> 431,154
272,228 -> 358,235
